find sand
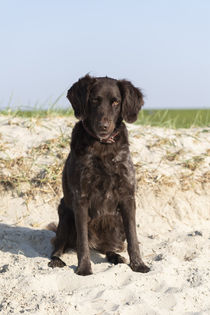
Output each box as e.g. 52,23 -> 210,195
0,116 -> 210,314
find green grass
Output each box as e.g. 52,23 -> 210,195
136,109 -> 210,128
0,107 -> 73,118
0,108 -> 209,128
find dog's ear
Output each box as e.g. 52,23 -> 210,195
67,75 -> 95,120
118,80 -> 144,123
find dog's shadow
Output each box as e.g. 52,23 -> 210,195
0,223 -> 54,259
0,223 -> 107,265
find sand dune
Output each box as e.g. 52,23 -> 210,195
0,116 -> 209,314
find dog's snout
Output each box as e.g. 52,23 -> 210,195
99,118 -> 110,130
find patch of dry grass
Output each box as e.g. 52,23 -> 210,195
0,133 -> 70,200
0,116 -> 209,205
165,149 -> 184,161
181,156 -> 204,171
146,137 -> 174,149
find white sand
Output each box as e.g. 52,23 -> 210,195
0,116 -> 210,314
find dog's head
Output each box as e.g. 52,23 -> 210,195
67,75 -> 144,140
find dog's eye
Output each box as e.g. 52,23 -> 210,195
91,97 -> 101,104
112,100 -> 119,106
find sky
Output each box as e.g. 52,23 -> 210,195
0,0 -> 210,110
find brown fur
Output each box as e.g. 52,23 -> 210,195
48,75 -> 150,275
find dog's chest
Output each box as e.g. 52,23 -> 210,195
80,150 -> 134,218
88,173 -> 120,218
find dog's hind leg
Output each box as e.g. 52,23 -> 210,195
48,240 -> 67,268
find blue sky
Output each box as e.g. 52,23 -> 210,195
0,0 -> 210,110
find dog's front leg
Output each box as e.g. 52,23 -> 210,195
74,202 -> 92,276
119,198 -> 150,273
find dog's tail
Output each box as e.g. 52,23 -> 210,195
46,222 -> 57,233
46,222 -> 57,245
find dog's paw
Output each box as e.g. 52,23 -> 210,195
130,262 -> 150,273
76,263 -> 93,276
106,252 -> 126,265
48,256 -> 66,268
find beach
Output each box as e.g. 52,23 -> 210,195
0,116 -> 209,314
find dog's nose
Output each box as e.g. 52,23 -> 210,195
99,119 -> 110,131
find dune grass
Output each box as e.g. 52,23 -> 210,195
0,108 -> 209,128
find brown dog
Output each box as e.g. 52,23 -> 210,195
48,75 -> 150,275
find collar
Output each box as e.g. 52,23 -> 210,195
82,120 -> 120,144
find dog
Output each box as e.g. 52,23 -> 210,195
48,74 -> 150,275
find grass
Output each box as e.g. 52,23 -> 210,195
136,109 -> 210,128
0,107 -> 209,128
0,108 -> 209,202
0,134 -> 70,198
0,107 -> 73,118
